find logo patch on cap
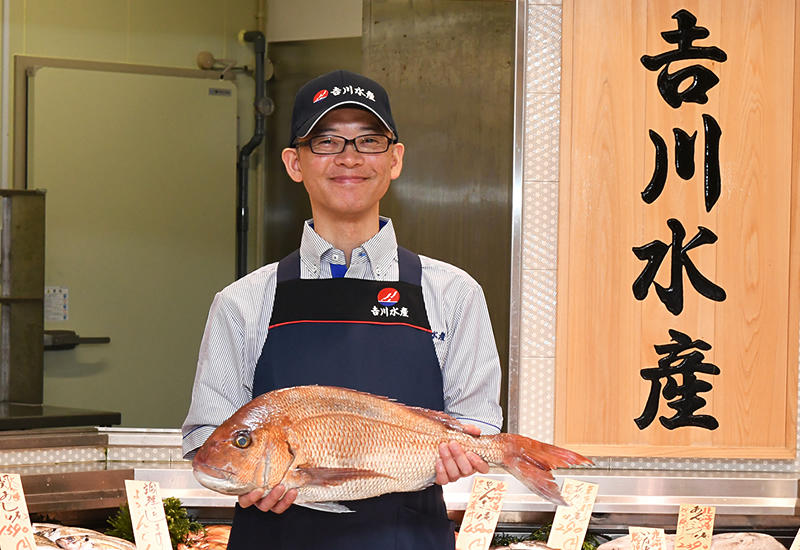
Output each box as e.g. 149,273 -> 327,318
312,89 -> 329,103
377,288 -> 399,307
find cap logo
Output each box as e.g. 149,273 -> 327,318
331,85 -> 376,102
377,288 -> 399,307
313,89 -> 329,103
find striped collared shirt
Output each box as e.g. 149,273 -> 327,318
182,217 -> 503,457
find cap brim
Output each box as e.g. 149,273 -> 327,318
295,100 -> 396,141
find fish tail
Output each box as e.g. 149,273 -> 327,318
493,433 -> 592,505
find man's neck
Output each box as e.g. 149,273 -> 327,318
311,215 -> 381,266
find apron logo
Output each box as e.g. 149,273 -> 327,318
377,287 -> 399,306
372,288 -> 408,317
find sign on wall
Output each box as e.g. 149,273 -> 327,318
555,0 -> 800,457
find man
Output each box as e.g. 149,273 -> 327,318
182,70 -> 502,549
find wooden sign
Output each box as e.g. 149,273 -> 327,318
456,477 -> 507,550
125,480 -> 172,550
547,479 -> 598,550
556,0 -> 800,458
629,527 -> 667,550
0,473 -> 36,550
675,504 -> 715,550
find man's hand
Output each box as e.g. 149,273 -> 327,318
238,485 -> 297,514
435,424 -> 489,485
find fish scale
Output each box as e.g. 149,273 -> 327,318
285,414 -> 445,499
193,385 -> 592,510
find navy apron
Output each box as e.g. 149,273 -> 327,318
227,247 -> 455,550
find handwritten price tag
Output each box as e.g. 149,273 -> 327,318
630,527 -> 667,550
0,473 -> 37,550
675,504 -> 715,550
547,479 -> 598,550
455,477 -> 507,550
125,480 -> 172,550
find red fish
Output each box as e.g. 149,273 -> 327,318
193,385 -> 591,512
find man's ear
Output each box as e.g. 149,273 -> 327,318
281,148 -> 303,183
390,142 -> 404,180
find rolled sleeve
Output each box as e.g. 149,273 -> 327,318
422,257 -> 503,435
441,283 -> 503,434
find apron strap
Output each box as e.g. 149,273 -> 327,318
277,246 -> 422,285
397,246 -> 422,286
277,249 -> 301,282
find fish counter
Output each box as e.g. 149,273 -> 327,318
146,464 -> 800,517
3,427 -> 800,540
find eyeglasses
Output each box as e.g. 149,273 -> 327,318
297,134 -> 396,155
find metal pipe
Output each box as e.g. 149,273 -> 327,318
254,0 -> 268,268
236,30 -> 266,279
507,0 -> 527,435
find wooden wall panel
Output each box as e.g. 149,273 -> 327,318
556,0 -> 798,457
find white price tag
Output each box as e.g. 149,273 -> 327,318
455,477 -> 507,550
125,480 -> 172,550
547,479 -> 598,550
630,526 -> 667,550
0,473 -> 37,550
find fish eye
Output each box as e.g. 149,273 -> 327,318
232,431 -> 251,449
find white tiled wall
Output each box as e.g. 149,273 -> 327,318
0,429 -> 184,468
517,1 -> 800,473
0,446 -> 105,466
518,2 -> 561,443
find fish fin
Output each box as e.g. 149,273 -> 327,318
292,466 -> 393,488
295,501 -> 355,513
493,433 -> 592,505
405,406 -> 472,433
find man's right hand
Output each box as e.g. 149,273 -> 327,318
237,485 -> 297,514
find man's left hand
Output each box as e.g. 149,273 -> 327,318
435,424 -> 490,485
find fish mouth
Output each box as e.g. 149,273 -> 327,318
192,462 -> 256,495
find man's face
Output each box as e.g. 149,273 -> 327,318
281,107 -> 404,224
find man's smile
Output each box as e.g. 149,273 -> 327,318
329,174 -> 371,184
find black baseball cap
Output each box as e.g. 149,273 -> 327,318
289,70 -> 398,146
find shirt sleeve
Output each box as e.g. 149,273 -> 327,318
181,291 -> 253,458
423,261 -> 503,435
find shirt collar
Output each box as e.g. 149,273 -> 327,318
361,217 -> 397,272
299,217 -> 398,276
